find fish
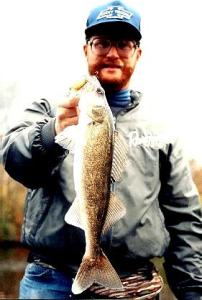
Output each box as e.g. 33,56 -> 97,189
64,75 -> 127,295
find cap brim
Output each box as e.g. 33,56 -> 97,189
85,22 -> 141,41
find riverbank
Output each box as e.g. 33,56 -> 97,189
0,243 -> 28,299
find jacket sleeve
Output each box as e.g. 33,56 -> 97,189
159,138 -> 202,299
2,99 -> 67,189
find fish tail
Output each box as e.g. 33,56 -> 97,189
72,250 -> 123,295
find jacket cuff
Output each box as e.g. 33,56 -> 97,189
41,118 -> 57,150
34,118 -> 67,157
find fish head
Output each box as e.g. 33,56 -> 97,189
78,76 -> 111,125
79,76 -> 106,109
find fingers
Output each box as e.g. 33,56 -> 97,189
55,96 -> 80,135
58,96 -> 79,109
54,78 -> 87,135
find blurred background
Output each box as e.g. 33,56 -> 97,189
0,0 -> 201,298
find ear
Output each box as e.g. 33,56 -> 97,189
136,48 -> 142,61
83,44 -> 87,57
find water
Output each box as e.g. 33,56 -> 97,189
0,246 -> 176,299
0,245 -> 28,299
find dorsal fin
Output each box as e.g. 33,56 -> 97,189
111,130 -> 128,182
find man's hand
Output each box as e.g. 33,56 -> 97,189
55,96 -> 80,135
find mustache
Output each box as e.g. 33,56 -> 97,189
101,63 -> 123,68
95,59 -> 123,69
94,62 -> 123,78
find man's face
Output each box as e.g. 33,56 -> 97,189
83,35 -> 141,91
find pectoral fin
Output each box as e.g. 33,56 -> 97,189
102,192 -> 126,234
64,198 -> 84,230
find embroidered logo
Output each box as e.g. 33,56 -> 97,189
97,5 -> 133,21
128,130 -> 169,150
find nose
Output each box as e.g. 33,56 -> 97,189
106,45 -> 119,58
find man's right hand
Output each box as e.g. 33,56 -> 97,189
55,96 -> 80,135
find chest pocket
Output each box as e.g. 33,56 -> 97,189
125,145 -> 160,192
133,145 -> 158,176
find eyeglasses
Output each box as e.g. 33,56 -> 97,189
88,37 -> 139,58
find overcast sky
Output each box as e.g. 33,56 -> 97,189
0,0 -> 202,164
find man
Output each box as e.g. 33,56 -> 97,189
2,1 -> 202,299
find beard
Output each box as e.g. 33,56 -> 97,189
88,60 -> 134,92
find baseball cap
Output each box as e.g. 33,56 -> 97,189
85,0 -> 141,41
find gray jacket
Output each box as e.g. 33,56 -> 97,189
2,91 -> 202,298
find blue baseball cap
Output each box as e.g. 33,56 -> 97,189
85,0 -> 141,41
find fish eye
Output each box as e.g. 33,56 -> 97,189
96,88 -> 104,95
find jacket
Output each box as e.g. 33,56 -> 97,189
2,91 -> 202,298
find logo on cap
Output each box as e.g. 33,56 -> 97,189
97,5 -> 133,21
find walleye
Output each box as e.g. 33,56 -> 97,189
64,75 -> 127,295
